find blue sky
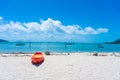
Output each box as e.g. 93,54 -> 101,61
0,0 -> 120,42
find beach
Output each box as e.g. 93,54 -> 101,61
0,53 -> 120,80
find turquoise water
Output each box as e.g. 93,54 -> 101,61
0,42 -> 120,53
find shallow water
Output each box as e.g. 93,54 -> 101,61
0,42 -> 120,53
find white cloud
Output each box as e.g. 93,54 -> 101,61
0,16 -> 3,20
0,17 -> 109,41
0,16 -> 3,22
97,28 -> 109,33
79,27 -> 109,34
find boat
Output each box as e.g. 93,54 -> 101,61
31,52 -> 44,64
16,42 -> 25,46
97,43 -> 102,45
65,42 -> 74,45
98,45 -> 104,48
97,43 -> 104,48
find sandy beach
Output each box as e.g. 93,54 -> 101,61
0,53 -> 120,80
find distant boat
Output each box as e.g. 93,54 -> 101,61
16,42 -> 25,46
98,45 -> 104,48
65,42 -> 74,45
97,43 -> 102,45
97,43 -> 104,48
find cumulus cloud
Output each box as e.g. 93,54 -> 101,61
0,17 -> 109,41
78,27 -> 109,34
0,16 -> 3,22
0,16 -> 3,20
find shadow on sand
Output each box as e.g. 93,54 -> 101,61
31,60 -> 44,67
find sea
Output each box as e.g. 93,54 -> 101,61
0,42 -> 120,53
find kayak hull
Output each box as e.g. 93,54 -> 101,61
31,52 -> 44,64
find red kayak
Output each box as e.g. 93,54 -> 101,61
31,52 -> 44,64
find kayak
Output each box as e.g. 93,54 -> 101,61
31,52 -> 44,64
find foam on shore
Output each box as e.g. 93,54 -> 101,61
0,52 -> 120,57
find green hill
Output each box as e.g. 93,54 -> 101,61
0,39 -> 8,42
105,39 -> 120,44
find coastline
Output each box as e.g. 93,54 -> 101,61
0,52 -> 120,57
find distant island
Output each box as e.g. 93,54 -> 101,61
0,39 -> 8,42
105,39 -> 120,44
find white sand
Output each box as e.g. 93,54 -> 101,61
0,53 -> 120,80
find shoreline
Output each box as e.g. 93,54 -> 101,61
0,52 -> 120,57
